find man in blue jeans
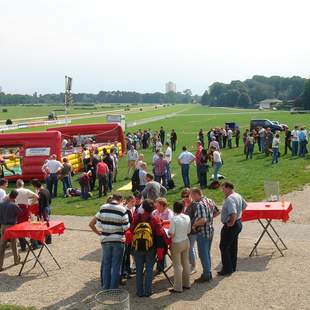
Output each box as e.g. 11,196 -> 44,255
178,146 -> 195,188
190,188 -> 220,282
89,194 -> 129,289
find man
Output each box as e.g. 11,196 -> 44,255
265,128 -> 274,156
0,190 -> 21,271
138,162 -> 147,192
178,146 -> 195,188
61,157 -> 72,197
159,126 -> 165,145
235,127 -> 240,148
165,142 -> 172,181
190,188 -> 220,282
298,127 -> 308,157
170,129 -> 177,152
195,141 -> 203,183
258,127 -> 266,153
89,194 -> 129,289
0,178 -> 8,202
227,128 -> 233,149
103,149 -> 114,192
32,179 -> 52,244
42,154 -> 63,198
242,129 -> 249,155
141,174 -> 167,201
291,126 -> 299,156
127,145 -> 139,179
198,129 -> 204,148
208,137 -> 220,152
97,159 -> 109,197
16,179 -> 39,251
284,127 -> 292,155
221,128 -> 227,149
219,182 -> 247,276
154,153 -> 169,188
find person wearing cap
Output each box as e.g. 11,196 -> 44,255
0,190 -> 21,271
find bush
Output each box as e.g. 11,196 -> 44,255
5,119 -> 12,125
139,108 -> 143,111
2,108 -> 8,112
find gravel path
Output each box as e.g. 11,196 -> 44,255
1,185 -> 310,310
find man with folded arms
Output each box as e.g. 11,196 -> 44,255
218,182 -> 247,276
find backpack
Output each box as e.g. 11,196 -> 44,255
131,169 -> 140,192
132,219 -> 153,252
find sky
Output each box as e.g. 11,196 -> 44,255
1,0 -> 310,95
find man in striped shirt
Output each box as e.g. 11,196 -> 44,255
89,194 -> 129,289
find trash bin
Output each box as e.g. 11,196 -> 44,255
94,289 -> 130,310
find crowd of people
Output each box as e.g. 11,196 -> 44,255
89,182 -> 247,296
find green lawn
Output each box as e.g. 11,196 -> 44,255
0,104 -> 126,122
5,104 -> 310,216
0,306 -> 36,310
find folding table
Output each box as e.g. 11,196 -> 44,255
242,201 -> 293,257
3,220 -> 65,276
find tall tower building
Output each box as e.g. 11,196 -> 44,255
165,81 -> 176,93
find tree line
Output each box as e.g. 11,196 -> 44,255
0,90 -> 199,105
201,75 -> 309,109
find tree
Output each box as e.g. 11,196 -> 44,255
301,79 -> 310,110
200,90 -> 210,105
237,92 -> 251,108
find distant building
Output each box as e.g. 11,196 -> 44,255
259,98 -> 282,110
165,81 -> 176,93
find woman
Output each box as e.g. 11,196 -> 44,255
210,146 -> 222,181
131,199 -> 164,297
168,201 -> 191,293
272,134 -> 280,164
153,198 -> 173,225
181,188 -> 198,274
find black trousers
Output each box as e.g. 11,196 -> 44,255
284,140 -> 292,154
220,220 -> 242,273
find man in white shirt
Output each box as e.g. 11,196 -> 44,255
208,137 -> 220,152
258,127 -> 266,153
178,146 -> 195,188
291,126 -> 299,156
127,145 -> 139,179
165,142 -> 172,181
0,179 -> 8,203
42,154 -> 63,198
15,179 -> 39,251
227,129 -> 233,149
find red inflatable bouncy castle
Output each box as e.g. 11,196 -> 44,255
0,131 -> 62,181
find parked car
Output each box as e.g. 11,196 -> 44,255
250,119 -> 283,132
225,122 -> 239,132
271,121 -> 288,130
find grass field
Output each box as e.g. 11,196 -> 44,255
4,104 -> 310,216
0,104 -> 127,122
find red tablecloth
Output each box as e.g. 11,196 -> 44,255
242,201 -> 293,222
3,221 -> 65,243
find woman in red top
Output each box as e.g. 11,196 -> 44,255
130,199 -> 164,297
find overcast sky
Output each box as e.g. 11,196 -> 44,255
1,0 -> 309,95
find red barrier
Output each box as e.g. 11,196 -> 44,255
47,123 -> 126,155
0,131 -> 62,181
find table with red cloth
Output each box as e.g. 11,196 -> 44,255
241,201 -> 293,257
3,220 -> 65,276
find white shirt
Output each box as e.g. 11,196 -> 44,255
213,151 -> 222,163
139,169 -> 147,186
16,188 -> 38,205
272,137 -> 280,148
291,129 -> 299,142
152,153 -> 160,164
227,129 -> 233,139
165,146 -> 172,163
178,151 -> 195,164
168,213 -> 191,243
62,139 -> 68,149
0,188 -> 6,203
43,159 -> 63,174
155,141 -> 162,151
127,149 -> 138,161
259,128 -> 266,137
